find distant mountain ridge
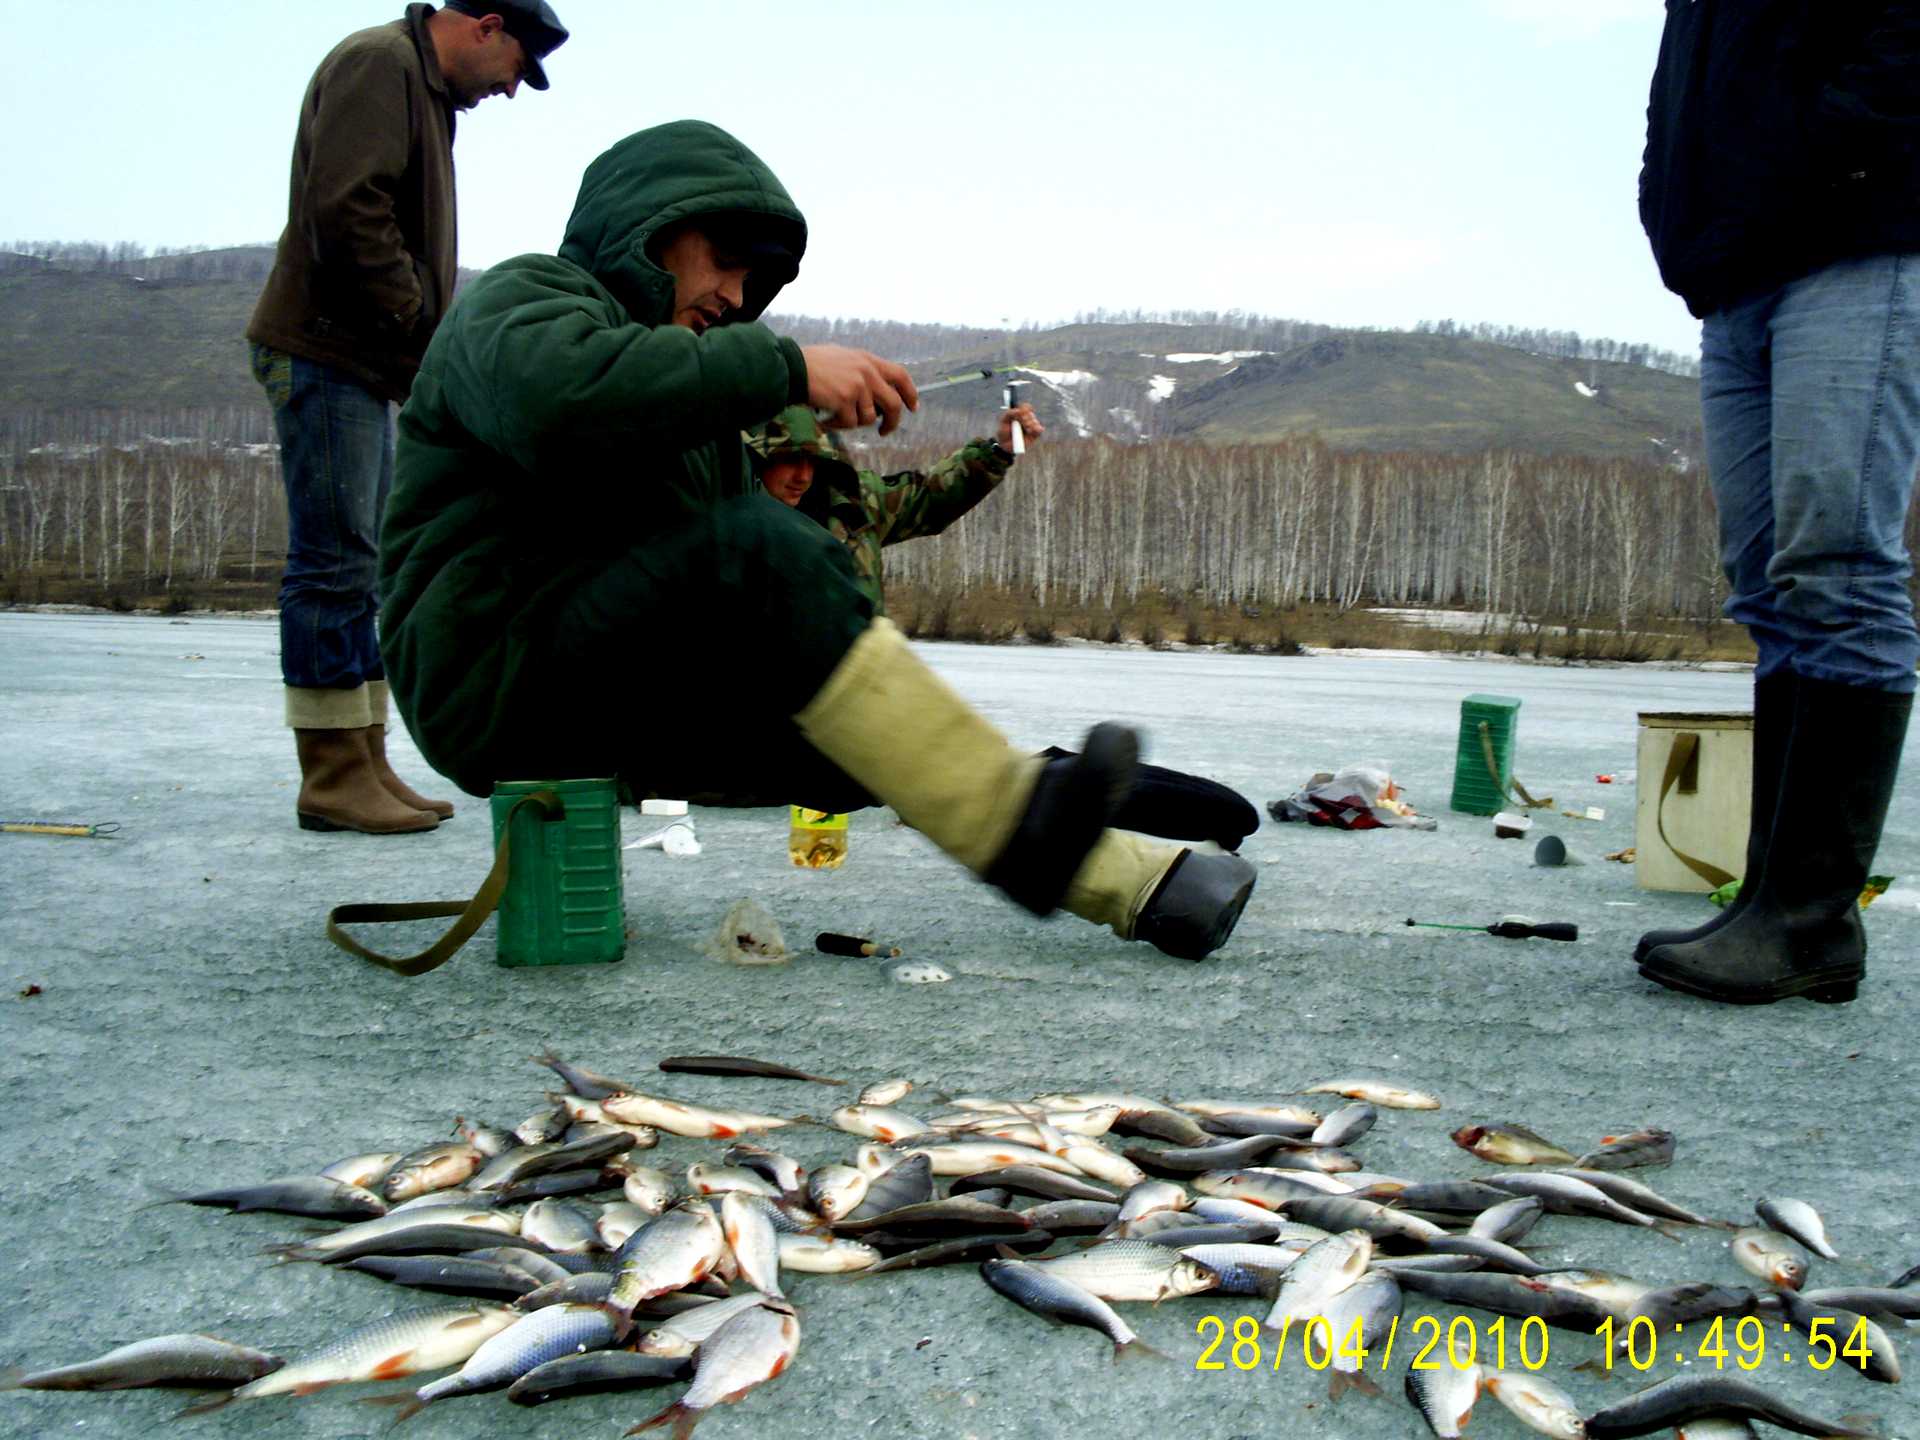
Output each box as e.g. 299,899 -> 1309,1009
1,242 -> 1703,464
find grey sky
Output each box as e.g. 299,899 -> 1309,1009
0,0 -> 1699,356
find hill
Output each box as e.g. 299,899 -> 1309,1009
0,245 -> 1703,464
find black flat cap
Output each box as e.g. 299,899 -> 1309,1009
443,0 -> 569,90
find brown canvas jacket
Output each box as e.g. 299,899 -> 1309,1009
247,4 -> 457,402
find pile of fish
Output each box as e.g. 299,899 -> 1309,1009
3,1053 -> 1915,1439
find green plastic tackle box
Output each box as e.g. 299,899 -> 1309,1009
490,778 -> 625,966
1450,693 -> 1521,816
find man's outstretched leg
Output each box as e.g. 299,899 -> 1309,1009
795,618 -> 1254,958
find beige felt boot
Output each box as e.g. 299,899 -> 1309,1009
1062,830 -> 1257,960
795,619 -> 1130,915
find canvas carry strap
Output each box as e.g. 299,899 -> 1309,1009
1479,721 -> 1551,809
1655,731 -> 1735,888
325,789 -> 560,976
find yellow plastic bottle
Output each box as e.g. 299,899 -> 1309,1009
788,806 -> 849,869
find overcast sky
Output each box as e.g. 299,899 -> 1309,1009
0,0 -> 1699,357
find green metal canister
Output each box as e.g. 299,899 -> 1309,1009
1450,694 -> 1522,815
489,778 -> 625,967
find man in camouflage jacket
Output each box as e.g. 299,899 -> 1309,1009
744,403 -> 1038,613
746,403 -> 1260,852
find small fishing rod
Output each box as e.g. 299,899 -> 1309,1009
1406,914 -> 1578,941
2,819 -> 121,838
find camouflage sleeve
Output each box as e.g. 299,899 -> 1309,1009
861,439 -> 1013,548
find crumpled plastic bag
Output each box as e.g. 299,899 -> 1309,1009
1266,766 -> 1437,832
701,898 -> 789,964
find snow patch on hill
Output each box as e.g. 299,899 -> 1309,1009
1164,350 -> 1269,364
1148,375 -> 1176,402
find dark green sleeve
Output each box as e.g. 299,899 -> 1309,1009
427,256 -> 807,474
866,439 -> 1012,547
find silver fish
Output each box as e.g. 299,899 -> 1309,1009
1757,1197 -> 1840,1261
623,1167 -> 678,1215
1731,1226 -> 1808,1290
522,1198 -> 600,1255
601,1092 -> 797,1140
383,1142 -> 487,1202
1548,1168 -> 1715,1226
1303,1269 -> 1400,1391
1265,1229 -> 1372,1330
531,1049 -> 641,1101
625,1297 -> 800,1439
776,1233 -> 881,1273
806,1164 -> 870,1222
1453,1123 -> 1577,1166
829,1104 -> 928,1142
1471,1195 -> 1546,1243
2,1334 -> 283,1391
721,1191 -> 783,1297
145,1174 -> 387,1221
267,1207 -> 523,1264
686,1162 -> 780,1199
1178,1241 -> 1309,1296
1311,1102 -> 1378,1148
1030,1239 -> 1218,1302
597,1202 -> 653,1251
1483,1366 -> 1586,1439
319,1151 -> 404,1189
1574,1127 -> 1675,1170
637,1293 -> 771,1359
506,1350 -> 691,1405
1583,1374 -> 1875,1439
390,1303 -> 617,1418
175,1305 -> 518,1416
1485,1172 -> 1664,1228
607,1202 -> 727,1330
1301,1079 -> 1440,1110
724,1143 -> 806,1197
857,1078 -> 915,1106
981,1258 -> 1157,1359
1406,1360 -> 1482,1437
1115,1179 -> 1190,1225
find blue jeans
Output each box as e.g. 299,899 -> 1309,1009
1700,254 -> 1920,694
253,346 -> 394,691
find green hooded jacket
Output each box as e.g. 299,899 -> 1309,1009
378,120 -> 810,789
745,405 -> 1012,612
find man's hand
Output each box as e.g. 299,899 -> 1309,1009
802,345 -> 919,436
998,403 -> 1043,452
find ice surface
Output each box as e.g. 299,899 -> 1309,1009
1,612 -> 1916,1440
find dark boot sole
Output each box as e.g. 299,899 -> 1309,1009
1135,850 -> 1258,961
1636,962 -> 1859,1005
299,810 -> 439,835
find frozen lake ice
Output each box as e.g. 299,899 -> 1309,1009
1,610 -> 1914,1440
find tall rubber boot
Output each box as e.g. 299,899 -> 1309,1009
295,729 -> 440,834
1632,671 -> 1796,962
795,620 -> 1253,956
1639,678 -> 1910,1004
366,681 -> 455,819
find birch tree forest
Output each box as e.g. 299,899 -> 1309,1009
1,404 -> 1818,649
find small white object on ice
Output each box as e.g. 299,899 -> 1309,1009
889,961 -> 951,985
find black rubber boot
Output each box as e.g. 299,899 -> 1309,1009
986,723 -> 1140,916
1132,850 -> 1258,960
1639,678 -> 1910,1004
1040,746 -> 1259,851
1632,670 -> 1796,963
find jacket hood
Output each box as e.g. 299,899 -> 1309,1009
745,404 -> 859,513
557,119 -> 807,326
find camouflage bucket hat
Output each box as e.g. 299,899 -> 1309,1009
745,405 -> 837,462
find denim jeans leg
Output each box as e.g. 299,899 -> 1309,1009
1767,254 -> 1920,693
268,356 -> 395,693
1700,301 -> 1794,678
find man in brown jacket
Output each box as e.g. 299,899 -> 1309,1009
247,1 -> 567,834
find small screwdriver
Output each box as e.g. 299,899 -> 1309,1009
1405,915 -> 1579,942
